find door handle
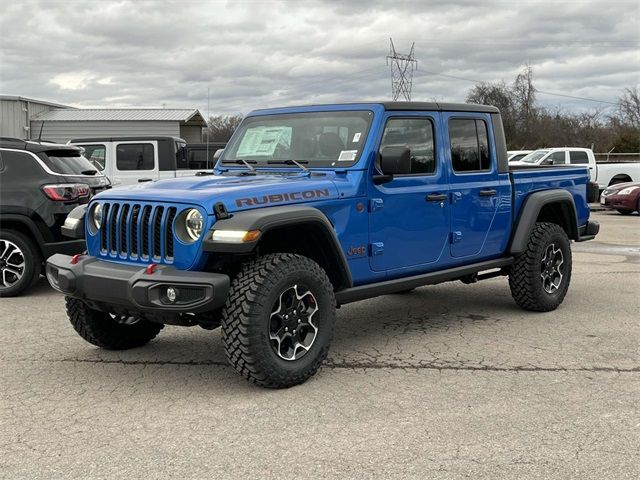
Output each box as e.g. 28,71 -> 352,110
138,178 -> 153,183
479,189 -> 497,197
426,193 -> 448,202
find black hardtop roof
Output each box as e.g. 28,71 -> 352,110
69,136 -> 185,143
0,138 -> 82,154
381,101 -> 499,113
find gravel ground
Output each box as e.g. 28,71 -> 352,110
1,210 -> 639,479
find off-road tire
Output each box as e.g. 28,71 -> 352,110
66,297 -> 163,350
0,230 -> 42,297
509,222 -> 572,312
221,253 -> 336,388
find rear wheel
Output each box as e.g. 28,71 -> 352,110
0,230 -> 41,297
66,298 -> 163,350
221,253 -> 336,388
509,222 -> 572,312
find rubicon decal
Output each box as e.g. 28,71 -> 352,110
235,189 -> 331,207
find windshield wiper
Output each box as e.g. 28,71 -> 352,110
267,159 -> 309,173
222,159 -> 257,173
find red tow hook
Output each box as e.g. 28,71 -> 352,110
145,263 -> 158,275
70,254 -> 83,265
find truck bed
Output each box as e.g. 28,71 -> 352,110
510,165 -> 591,228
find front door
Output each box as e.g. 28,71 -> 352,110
444,114 -> 502,258
369,113 -> 450,272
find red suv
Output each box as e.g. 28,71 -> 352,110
600,182 -> 640,215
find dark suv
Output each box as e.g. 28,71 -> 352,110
0,138 -> 111,296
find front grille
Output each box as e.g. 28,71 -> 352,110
99,202 -> 177,264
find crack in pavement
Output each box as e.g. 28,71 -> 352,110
8,357 -> 638,373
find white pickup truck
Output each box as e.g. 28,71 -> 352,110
511,147 -> 640,190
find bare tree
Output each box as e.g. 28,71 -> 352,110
616,87 -> 640,128
512,64 -> 536,136
204,114 -> 244,143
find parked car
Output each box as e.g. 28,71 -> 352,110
70,136 -> 213,186
46,101 -> 598,388
511,147 -> 640,190
0,138 -> 110,296
184,143 -> 226,170
508,150 -> 532,162
600,181 -> 640,215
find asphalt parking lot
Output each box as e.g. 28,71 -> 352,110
1,210 -> 638,479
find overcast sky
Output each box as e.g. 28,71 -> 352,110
1,0 -> 638,116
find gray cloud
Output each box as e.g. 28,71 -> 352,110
1,0 -> 638,115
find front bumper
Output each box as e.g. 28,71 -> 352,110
46,254 -> 230,314
600,193 -> 636,211
42,239 -> 85,258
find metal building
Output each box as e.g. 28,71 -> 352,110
30,108 -> 206,143
0,95 -> 73,139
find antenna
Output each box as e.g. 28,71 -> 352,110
386,38 -> 417,101
206,86 -> 210,168
37,121 -> 45,143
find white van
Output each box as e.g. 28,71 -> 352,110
70,136 -> 212,186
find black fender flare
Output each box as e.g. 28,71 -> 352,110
203,205 -> 353,288
509,189 -> 579,255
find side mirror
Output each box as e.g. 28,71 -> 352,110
381,146 -> 411,174
541,158 -> 553,166
213,148 -> 224,161
374,146 -> 411,185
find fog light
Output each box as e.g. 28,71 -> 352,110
166,287 -> 177,303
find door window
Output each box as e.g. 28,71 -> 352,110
380,118 -> 436,174
569,151 -> 589,164
449,119 -> 490,172
81,145 -> 106,171
116,143 -> 154,171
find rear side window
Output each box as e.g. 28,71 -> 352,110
0,150 -> 43,179
81,144 -> 106,171
380,118 -> 436,174
39,150 -> 99,175
569,151 -> 589,164
116,143 -> 154,171
449,119 -> 490,172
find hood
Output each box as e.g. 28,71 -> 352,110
93,172 -> 340,213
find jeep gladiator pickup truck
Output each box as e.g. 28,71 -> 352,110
46,102 -> 599,388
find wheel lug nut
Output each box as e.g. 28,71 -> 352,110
297,319 -> 301,323
285,327 -> 288,332
293,329 -> 296,334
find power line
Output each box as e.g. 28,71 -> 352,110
414,69 -> 619,105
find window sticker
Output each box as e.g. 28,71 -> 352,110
352,132 -> 361,143
237,126 -> 291,157
338,150 -> 358,161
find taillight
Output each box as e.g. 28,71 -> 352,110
41,184 -> 90,201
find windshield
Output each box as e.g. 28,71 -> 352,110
221,111 -> 372,167
519,149 -> 550,163
38,150 -> 101,175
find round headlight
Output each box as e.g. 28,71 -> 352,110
184,209 -> 204,241
92,204 -> 103,230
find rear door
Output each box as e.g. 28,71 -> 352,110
444,114 -> 506,259
112,140 -> 159,185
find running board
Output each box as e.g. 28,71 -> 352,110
335,257 -> 514,305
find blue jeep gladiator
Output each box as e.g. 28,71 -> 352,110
46,102 -> 599,388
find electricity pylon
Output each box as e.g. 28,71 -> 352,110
386,38 -> 417,101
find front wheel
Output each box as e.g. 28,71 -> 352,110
617,209 -> 632,215
509,222 -> 572,312
221,253 -> 336,388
